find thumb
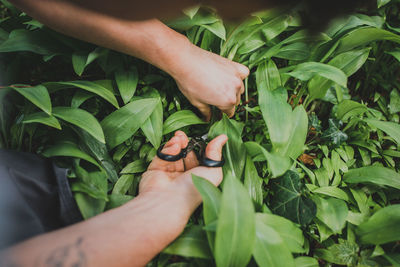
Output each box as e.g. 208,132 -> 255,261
205,134 -> 228,161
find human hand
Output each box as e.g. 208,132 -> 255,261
139,131 -> 228,213
168,41 -> 249,121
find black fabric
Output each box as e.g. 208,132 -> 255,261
0,149 -> 82,249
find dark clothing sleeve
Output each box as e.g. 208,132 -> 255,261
0,149 -> 82,249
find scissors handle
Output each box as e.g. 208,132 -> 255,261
156,140 -> 224,168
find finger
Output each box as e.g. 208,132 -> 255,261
196,103 -> 211,122
239,81 -> 245,94
236,91 -> 241,106
148,134 -> 186,172
220,106 -> 235,118
233,62 -> 250,80
205,134 -> 228,161
174,130 -> 189,150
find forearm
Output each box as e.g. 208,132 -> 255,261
1,192 -> 191,267
9,0 -> 191,76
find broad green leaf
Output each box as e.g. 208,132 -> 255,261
337,27 -> 400,53
163,110 -> 206,135
215,173 -> 255,267
244,155 -> 263,207
275,42 -> 310,61
315,239 -> 359,266
253,213 -> 295,267
72,165 -> 108,201
256,86 -> 307,159
357,204 -> 400,245
168,11 -> 219,30
309,48 -> 370,101
101,98 -> 158,148
120,159 -> 147,174
336,100 -> 368,122
202,20 -> 226,40
164,225 -> 212,259
209,115 -> 246,179
192,174 -> 221,251
9,85 -> 51,115
75,192 -> 106,220
378,0 -> 391,8
23,112 -> 61,130
314,196 -> 348,234
312,186 -> 349,202
270,171 -> 317,226
71,90 -> 94,108
365,119 -> 400,145
52,107 -> 105,144
55,81 -> 119,108
141,90 -> 163,148
286,62 -> 347,88
244,142 -> 291,177
257,213 -> 305,253
183,5 -> 200,19
387,49 -> 400,63
344,166 -> 400,190
0,29 -> 66,55
294,257 -> 319,267
256,59 -> 281,91
115,66 -> 139,104
112,174 -> 134,195
72,51 -> 88,76
42,142 -> 101,169
321,119 -> 348,146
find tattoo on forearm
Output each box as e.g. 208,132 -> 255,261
44,237 -> 86,267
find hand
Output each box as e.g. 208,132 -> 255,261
139,131 -> 228,213
168,41 -> 250,120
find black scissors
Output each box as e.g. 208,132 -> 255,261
156,133 -> 224,168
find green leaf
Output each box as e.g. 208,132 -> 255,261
120,159 -> 147,175
115,66 -> 139,104
72,51 -> 88,76
164,225 -> 212,259
344,166 -> 400,190
269,171 -> 317,226
209,115 -> 246,179
275,42 -> 310,61
72,165 -> 108,201
313,196 -> 348,234
257,213 -> 305,253
253,213 -> 295,267
312,186 -> 349,202
101,98 -> 158,148
308,48 -> 370,101
294,257 -> 319,267
112,174 -> 134,195
52,107 -> 105,144
141,90 -> 163,148
192,174 -> 221,251
256,86 -> 307,159
42,142 -> 101,169
315,239 -> 359,266
356,204 -> 400,245
201,20 -> 226,40
388,89 -> 400,114
55,81 -> 119,108
163,110 -> 206,135
336,100 -> 368,122
337,27 -> 400,53
256,59 -> 282,91
23,112 -> 61,130
75,192 -> 106,220
378,0 -> 391,8
365,119 -> 400,145
0,29 -> 66,55
321,119 -> 348,146
9,85 -> 52,115
215,173 -> 255,267
287,62 -> 347,88
244,155 -> 263,207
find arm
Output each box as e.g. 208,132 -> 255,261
1,132 -> 227,267
9,0 -> 250,120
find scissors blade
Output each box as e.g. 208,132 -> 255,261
201,133 -> 208,141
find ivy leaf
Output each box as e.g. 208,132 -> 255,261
321,119 -> 348,146
269,171 -> 316,226
315,239 -> 359,266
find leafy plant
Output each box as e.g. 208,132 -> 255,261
1,1 -> 400,266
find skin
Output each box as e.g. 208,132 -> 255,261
9,0 -> 250,120
0,132 -> 228,267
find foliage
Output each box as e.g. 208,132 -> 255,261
1,1 -> 400,266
